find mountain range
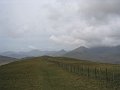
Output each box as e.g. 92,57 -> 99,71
0,46 -> 120,64
64,46 -> 120,64
0,49 -> 67,59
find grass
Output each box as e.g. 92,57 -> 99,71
0,56 -> 119,90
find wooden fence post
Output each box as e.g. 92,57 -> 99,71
88,67 -> 90,78
95,67 -> 97,79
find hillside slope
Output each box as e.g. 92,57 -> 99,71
64,46 -> 120,63
0,56 -> 119,90
0,55 -> 16,65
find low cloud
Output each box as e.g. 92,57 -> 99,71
28,45 -> 37,50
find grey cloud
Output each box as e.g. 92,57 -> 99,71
49,0 -> 120,48
0,0 -> 120,51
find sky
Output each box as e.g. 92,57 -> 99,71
0,0 -> 120,52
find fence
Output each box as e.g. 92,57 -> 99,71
48,60 -> 120,90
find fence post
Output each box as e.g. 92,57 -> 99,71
105,68 -> 108,88
88,67 -> 90,78
95,67 -> 97,79
112,72 -> 115,89
106,68 -> 108,81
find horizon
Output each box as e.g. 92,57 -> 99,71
0,0 -> 120,52
1,45 -> 120,53
0,48 -> 68,53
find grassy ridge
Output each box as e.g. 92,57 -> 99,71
0,56 -> 119,90
45,56 -> 120,89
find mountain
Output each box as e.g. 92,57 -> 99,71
0,51 -> 28,59
49,49 -> 67,56
0,49 -> 67,59
64,46 -> 120,64
2,46 -> 120,63
0,55 -> 17,65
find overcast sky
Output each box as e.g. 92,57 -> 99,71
0,0 -> 120,52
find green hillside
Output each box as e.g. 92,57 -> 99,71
0,56 -> 119,90
0,55 -> 17,65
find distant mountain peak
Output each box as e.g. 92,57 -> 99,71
64,45 -> 120,64
30,49 -> 41,52
59,49 -> 66,52
74,46 -> 87,51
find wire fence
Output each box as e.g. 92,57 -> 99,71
48,60 -> 120,90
